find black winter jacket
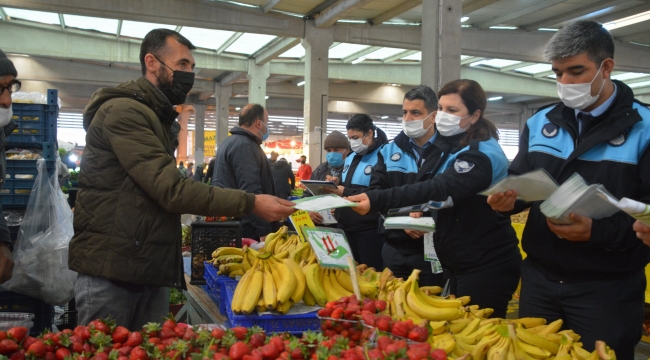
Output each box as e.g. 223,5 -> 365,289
272,160 -> 295,200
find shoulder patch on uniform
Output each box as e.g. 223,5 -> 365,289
609,131 -> 627,147
364,165 -> 373,175
343,164 -> 350,173
454,160 -> 475,174
390,152 -> 402,161
542,123 -> 559,138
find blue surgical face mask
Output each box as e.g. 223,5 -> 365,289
259,120 -> 269,141
326,151 -> 344,168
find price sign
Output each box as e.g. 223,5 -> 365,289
302,227 -> 353,269
289,210 -> 315,243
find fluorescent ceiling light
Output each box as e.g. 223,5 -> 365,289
461,55 -> 472,60
461,17 -> 469,22
364,47 -> 406,60
470,59 -> 522,69
279,45 -> 305,58
63,14 -> 119,34
381,116 -> 389,119
180,27 -> 236,51
296,81 -> 305,86
604,10 -> 650,30
329,43 -> 369,59
120,21 -> 176,39
226,33 -> 277,55
351,57 -> 366,64
461,25 -> 472,28
488,96 -> 503,101
538,28 -> 558,32
611,72 -> 648,81
629,80 -> 650,88
489,26 -> 518,30
3,7 -> 59,25
402,52 -> 422,61
235,107 -> 241,111
265,96 -> 269,99
515,63 -> 552,75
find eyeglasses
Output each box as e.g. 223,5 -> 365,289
0,80 -> 21,96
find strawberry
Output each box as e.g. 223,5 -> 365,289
89,319 -> 114,335
212,353 -> 229,360
9,349 -> 25,360
228,342 -> 249,360
361,301 -> 376,314
118,346 -> 133,357
160,329 -> 176,340
83,343 -> 95,354
112,327 -> 130,345
129,347 -> 149,360
360,312 -> 375,326
45,352 -> 56,360
147,338 -> 161,345
391,321 -> 409,338
366,349 -> 384,360
231,328 -> 248,342
92,352 -> 108,360
407,327 -> 429,343
431,349 -> 447,360
162,315 -> 177,331
316,308 -> 333,318
330,308 -> 344,320
384,344 -> 401,356
6,328 -> 27,344
268,337 -> 284,353
374,300 -> 387,313
174,326 -> 187,339
125,333 -> 143,348
55,348 -> 70,360
22,337 -> 37,351
210,328 -> 225,340
343,305 -> 360,320
248,334 -> 265,350
26,340 -> 46,358
0,331 -> 6,341
74,326 -> 91,341
0,339 -> 19,355
377,336 -> 392,351
182,329 -> 197,342
259,344 -> 278,360
406,343 -> 431,360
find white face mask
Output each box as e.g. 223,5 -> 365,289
349,133 -> 369,155
0,107 -> 12,127
435,111 -> 471,137
402,112 -> 434,139
556,62 -> 606,110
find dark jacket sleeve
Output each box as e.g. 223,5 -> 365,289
367,151 -> 493,214
369,151 -> 391,191
288,165 -> 295,190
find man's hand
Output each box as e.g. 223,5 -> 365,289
346,193 -> 370,215
0,243 -> 13,285
252,195 -> 295,222
323,185 -> 345,197
309,211 -> 324,225
633,220 -> 650,246
546,213 -> 592,241
404,229 -> 427,239
326,176 -> 340,186
487,190 -> 518,212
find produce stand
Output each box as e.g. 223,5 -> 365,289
181,274 -> 227,326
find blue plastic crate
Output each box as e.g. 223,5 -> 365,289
8,90 -> 58,147
1,158 -> 56,208
223,282 -> 320,335
204,263 -> 238,315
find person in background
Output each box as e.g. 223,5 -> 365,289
213,104 -> 277,241
328,115 -> 388,270
70,29 -> 294,330
307,130 -> 350,225
349,80 -> 519,318
487,20 -> 650,358
204,158 -> 215,184
187,162 -> 194,178
269,151 -> 279,165
272,157 -> 295,200
178,161 -> 188,178
0,49 -> 18,284
192,164 -> 204,183
296,155 -> 312,181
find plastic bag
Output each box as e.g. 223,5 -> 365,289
2,159 -> 76,305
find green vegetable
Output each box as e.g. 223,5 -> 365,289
169,288 -> 186,305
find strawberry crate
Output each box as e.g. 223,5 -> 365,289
8,90 -> 58,147
0,290 -> 52,336
203,262 -> 238,315
223,282 -> 320,335
190,221 -> 242,285
1,156 -> 57,208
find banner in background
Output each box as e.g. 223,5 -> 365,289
204,131 -> 216,158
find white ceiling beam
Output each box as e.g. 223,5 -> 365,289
315,0 -> 373,28
369,0 -> 422,26
382,49 -> 419,63
255,37 -> 301,65
332,24 -> 421,49
58,13 -> 65,31
216,32 -> 243,55
342,46 -> 382,63
115,19 -> 122,39
0,7 -> 8,20
499,61 -> 536,72
523,0 -> 629,30
0,0 -> 305,37
217,71 -> 246,86
461,56 -> 484,65
593,2 -> 650,24
463,0 -> 502,15
261,0 -> 281,13
477,0 -> 566,29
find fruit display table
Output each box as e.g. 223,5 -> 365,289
182,274 -> 228,326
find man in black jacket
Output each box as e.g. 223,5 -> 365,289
213,104 -> 277,241
488,20 -> 650,359
272,158 -> 295,200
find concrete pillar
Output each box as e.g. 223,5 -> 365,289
194,103 -> 206,167
247,59 -> 270,107
176,105 -> 191,164
215,82 -> 233,148
301,20 -> 333,166
421,0 -> 462,91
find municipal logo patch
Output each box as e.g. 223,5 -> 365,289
364,165 -> 373,175
608,131 -> 627,147
390,152 -> 402,161
542,123 -> 559,138
342,165 -> 350,173
454,160 -> 475,174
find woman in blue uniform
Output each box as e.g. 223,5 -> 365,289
328,114 -> 388,270
348,80 -> 521,318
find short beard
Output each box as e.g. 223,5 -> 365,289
154,67 -> 173,91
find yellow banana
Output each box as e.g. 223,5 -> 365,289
393,282 -> 409,320
231,264 -> 254,314
283,258 -> 306,303
212,247 -> 243,258
228,270 -> 244,278
449,318 -> 472,334
217,254 -> 243,264
264,226 -> 287,251
275,260 -> 297,305
436,339 -> 456,354
419,285 -> 443,294
334,270 -> 379,299
527,325 -> 547,334
323,269 -> 348,302
536,319 -> 563,336
572,344 -> 591,360
302,282 -> 316,306
457,296 -> 471,306
276,299 -> 292,314
405,275 -> 464,321
290,241 -> 311,264
303,263 -> 328,306
470,340 -> 491,360
262,262 -> 277,310
541,333 -> 562,345
487,336 -> 510,360
329,270 -> 353,298
256,296 -> 267,313
458,318 -> 481,336
516,327 -> 559,355
430,320 -> 450,335
512,318 -> 547,329
456,339 -> 475,353
241,265 -> 264,314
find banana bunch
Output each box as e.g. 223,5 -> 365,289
302,263 -> 381,306
231,249 -> 306,315
210,247 -> 245,278
264,226 -> 303,257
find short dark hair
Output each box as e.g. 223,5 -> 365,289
300,155 -> 306,160
140,29 -> 196,75
346,114 -> 375,134
544,20 -> 614,65
179,161 -> 184,166
404,85 -> 438,113
239,104 -> 266,127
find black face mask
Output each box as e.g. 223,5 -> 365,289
154,56 -> 195,105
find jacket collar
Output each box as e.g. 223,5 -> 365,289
137,78 -> 178,125
230,126 -> 263,145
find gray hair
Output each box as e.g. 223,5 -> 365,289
404,85 -> 438,113
544,20 -> 614,65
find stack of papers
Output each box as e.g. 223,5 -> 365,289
540,173 -> 619,224
479,169 -> 559,202
597,193 -> 650,226
292,195 -> 358,212
384,216 -> 435,232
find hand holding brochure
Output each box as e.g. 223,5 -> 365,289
479,169 -> 558,202
384,216 -> 435,232
292,194 -> 357,212
540,173 -> 619,225
597,193 -> 650,226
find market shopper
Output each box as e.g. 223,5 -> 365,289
272,157 -> 295,200
204,158 -> 215,184
486,20 -> 650,359
70,29 -> 295,330
187,162 -> 194,178
327,115 -> 388,270
348,80 -> 519,317
296,155 -> 313,181
213,104 -> 278,241
0,49 -> 18,284
178,161 -> 188,177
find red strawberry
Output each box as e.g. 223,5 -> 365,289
330,308 -> 344,320
89,320 -> 112,335
316,308 -> 333,318
229,342 -> 249,360
6,328 -> 28,344
361,311 -> 375,326
361,301 -> 376,314
0,339 -> 19,355
147,338 -> 161,345
391,321 -> 409,338
344,306 -> 360,320
118,346 -> 133,357
431,349 -> 447,360
92,352 -> 108,360
231,327 -> 248,341
211,328 -> 225,340
259,344 -> 278,360
173,326 -> 187,338
406,343 -> 431,360
23,337 -> 37,351
129,347 -> 149,360
26,340 -> 46,358
366,349 -> 384,360
374,300 -> 387,312
118,357 -> 129,360
112,327 -> 130,344
377,336 -> 392,351
0,331 -> 6,341
213,353 -> 229,360
70,341 -> 84,354
375,317 -> 390,332
268,337 -> 284,353
160,329 -> 176,340
125,333 -> 143,348
83,343 -> 95,354
182,329 -> 197,342
407,327 -> 429,343
326,356 -> 337,360
248,333 -> 265,350
165,350 -> 178,360
73,327 -> 91,341
45,352 -> 56,360
9,349 -> 25,360
162,316 -> 176,331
